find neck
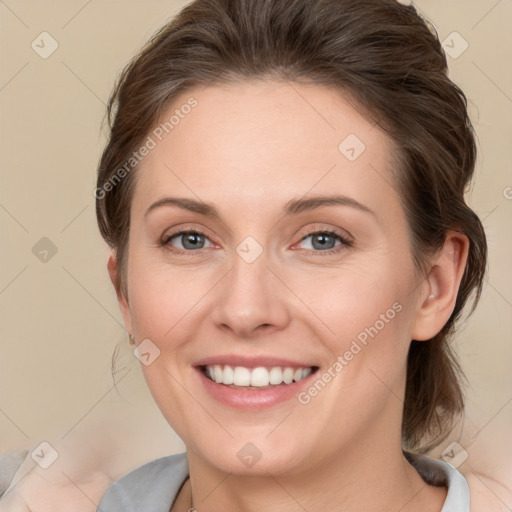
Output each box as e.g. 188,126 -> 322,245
176,436 -> 446,512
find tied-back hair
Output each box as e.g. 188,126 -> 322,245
96,0 -> 487,452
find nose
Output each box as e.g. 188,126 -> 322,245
210,250 -> 291,339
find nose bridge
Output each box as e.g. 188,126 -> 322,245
210,242 -> 290,336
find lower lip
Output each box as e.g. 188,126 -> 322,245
194,367 -> 317,410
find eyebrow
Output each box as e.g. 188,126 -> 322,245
144,195 -> 375,219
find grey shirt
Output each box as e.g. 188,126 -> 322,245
97,451 -> 470,511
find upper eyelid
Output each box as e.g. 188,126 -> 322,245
163,228 -> 211,243
299,227 -> 353,242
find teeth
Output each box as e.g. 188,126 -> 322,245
269,367 -> 283,385
214,365 -> 223,383
251,367 -> 269,387
205,365 -> 313,387
223,365 -> 234,385
233,366 -> 251,386
283,367 -> 294,384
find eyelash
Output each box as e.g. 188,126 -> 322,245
161,227 -> 353,256
161,228 -> 211,254
298,228 -> 353,255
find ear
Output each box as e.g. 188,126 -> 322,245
412,231 -> 470,341
107,251 -> 133,335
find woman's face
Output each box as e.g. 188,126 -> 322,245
115,80 -> 428,476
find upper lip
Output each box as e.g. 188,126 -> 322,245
193,355 -> 317,369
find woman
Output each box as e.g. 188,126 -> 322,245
94,0 -> 487,510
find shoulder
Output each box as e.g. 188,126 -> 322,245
97,452 -> 189,512
0,449 -> 29,497
405,452 -> 470,511
406,452 -> 512,511
465,472 -> 512,512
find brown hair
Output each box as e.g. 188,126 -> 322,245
96,0 -> 487,452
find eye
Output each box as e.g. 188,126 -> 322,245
295,229 -> 352,254
163,229 -> 214,252
161,227 -> 352,255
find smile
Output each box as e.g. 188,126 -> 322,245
202,365 -> 314,388
193,355 -> 320,409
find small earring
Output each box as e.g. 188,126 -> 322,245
128,334 -> 136,345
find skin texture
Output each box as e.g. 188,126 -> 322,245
108,80 -> 469,512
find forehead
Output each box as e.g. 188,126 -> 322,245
132,80 -> 401,219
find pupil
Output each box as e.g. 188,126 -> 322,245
183,233 -> 204,250
312,234 -> 334,250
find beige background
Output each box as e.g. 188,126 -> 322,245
1,0 -> 511,498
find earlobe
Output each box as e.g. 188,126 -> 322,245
107,251 -> 133,334
412,231 -> 469,341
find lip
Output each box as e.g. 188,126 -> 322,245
193,356 -> 319,410
193,354 -> 314,369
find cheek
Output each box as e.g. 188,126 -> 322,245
288,257 -> 413,343
126,252 -> 211,341
284,258 -> 417,403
